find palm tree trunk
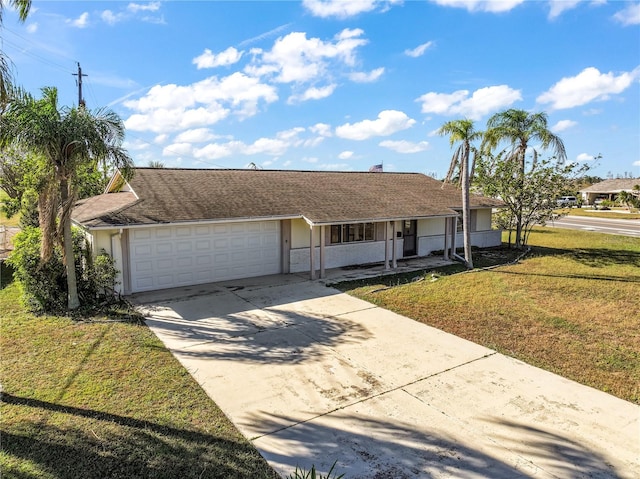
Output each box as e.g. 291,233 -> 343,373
59,177 -> 80,309
462,146 -> 473,269
37,183 -> 57,261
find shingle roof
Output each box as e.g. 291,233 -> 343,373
579,178 -> 640,193
73,168 -> 503,228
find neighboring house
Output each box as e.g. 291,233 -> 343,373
72,168 -> 503,294
579,178 -> 640,205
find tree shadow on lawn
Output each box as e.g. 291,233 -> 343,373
1,393 -> 277,479
249,410 -> 622,479
525,244 -> 640,275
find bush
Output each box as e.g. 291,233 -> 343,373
7,227 -> 120,313
286,462 -> 344,479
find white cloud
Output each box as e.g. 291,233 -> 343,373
336,110 -> 415,140
633,160 -> 640,167
582,108 -> 602,116
163,143 -> 193,157
124,73 -> 278,133
548,0 -> 581,20
101,2 -> 163,25
127,2 -> 161,13
551,119 -> 577,132
188,127 -> 310,160
101,10 -> 123,25
318,163 -> 351,170
67,12 -> 89,28
613,2 -> 640,26
338,151 -> 354,160
576,153 -> 595,162
123,139 -> 150,151
416,85 -> 522,120
349,67 -> 385,83
193,47 -> 243,69
174,128 -> 217,143
379,140 -> 430,153
302,0 -> 390,18
288,84 -> 337,104
429,0 -> 525,13
154,134 -> 169,144
304,123 -> 332,147
304,157 -> 319,163
245,29 -> 368,84
310,123 -> 333,137
405,41 -> 434,58
276,127 -> 304,140
26,22 -> 38,33
537,66 -> 640,110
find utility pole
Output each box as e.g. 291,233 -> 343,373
72,62 -> 87,107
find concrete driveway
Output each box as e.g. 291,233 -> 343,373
135,275 -> 639,478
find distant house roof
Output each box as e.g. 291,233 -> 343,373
579,178 -> 640,194
73,168 -> 503,229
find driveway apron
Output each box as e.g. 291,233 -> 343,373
136,276 -> 640,479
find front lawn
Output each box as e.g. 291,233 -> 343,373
559,207 -> 640,220
0,283 -> 277,479
340,227 -> 640,404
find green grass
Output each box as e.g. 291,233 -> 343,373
339,227 -> 640,404
0,282 -> 277,479
559,207 -> 640,220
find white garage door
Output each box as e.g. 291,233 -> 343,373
129,221 -> 281,292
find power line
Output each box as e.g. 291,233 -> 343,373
1,36 -> 73,74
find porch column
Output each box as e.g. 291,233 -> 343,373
443,217 -> 450,260
384,221 -> 390,270
309,225 -> 316,280
450,216 -> 457,257
319,225 -> 326,279
391,221 -> 397,269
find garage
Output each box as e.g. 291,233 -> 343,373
129,220 -> 281,293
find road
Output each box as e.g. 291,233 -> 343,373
547,215 -> 640,238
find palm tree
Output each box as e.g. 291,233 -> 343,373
483,109 -> 567,248
438,119 -> 482,269
0,87 -> 131,309
483,109 -> 566,171
1,0 -> 32,105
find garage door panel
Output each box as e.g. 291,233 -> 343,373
156,228 -> 172,238
156,243 -> 172,254
129,221 -> 281,292
157,258 -> 173,270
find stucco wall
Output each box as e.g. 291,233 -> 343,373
291,218 -> 313,249
290,240 -> 404,273
418,229 -> 502,256
417,218 -> 446,236
475,208 -> 492,231
92,229 -> 117,257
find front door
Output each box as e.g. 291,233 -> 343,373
403,220 -> 417,256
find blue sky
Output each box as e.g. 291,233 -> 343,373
3,0 -> 640,178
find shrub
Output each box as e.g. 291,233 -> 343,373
286,462 -> 344,479
8,227 -> 67,312
7,227 -> 120,313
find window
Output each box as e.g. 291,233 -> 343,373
330,223 -> 375,244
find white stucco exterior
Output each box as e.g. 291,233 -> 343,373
84,207 -> 502,293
